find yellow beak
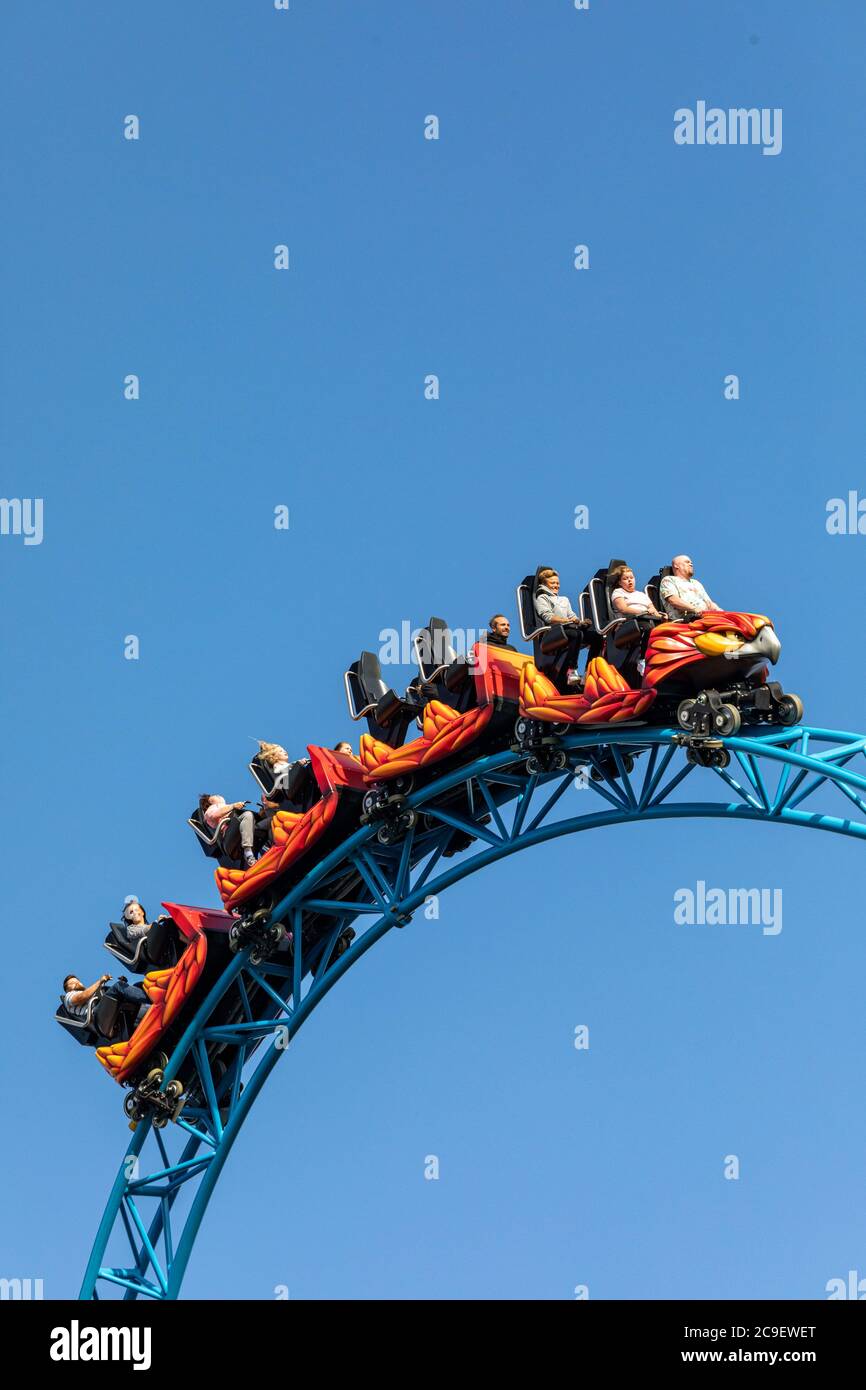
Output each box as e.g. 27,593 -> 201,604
694,631 -> 743,657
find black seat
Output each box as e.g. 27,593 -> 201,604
55,991 -> 122,1046
188,805 -> 223,859
103,916 -> 178,972
516,573 -> 545,643
249,754 -> 318,811
249,754 -> 280,800
646,565 -> 672,616
413,618 -> 474,711
344,650 -> 424,748
587,558 -> 630,635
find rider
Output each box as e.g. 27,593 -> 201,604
61,972 -> 150,1044
257,740 -> 317,813
534,567 -> 594,687
483,614 -> 517,651
119,895 -> 151,946
659,555 -> 721,621
607,564 -> 664,687
609,566 -> 664,621
200,794 -> 259,869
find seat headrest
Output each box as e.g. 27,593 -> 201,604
426,617 -> 457,668
358,651 -> 388,698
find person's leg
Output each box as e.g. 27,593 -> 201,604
254,808 -> 276,849
562,625 -> 586,688
103,981 -> 150,1032
221,814 -> 242,861
237,810 -> 257,867
107,980 -> 148,1009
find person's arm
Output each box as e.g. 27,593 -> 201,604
659,580 -> 694,616
205,800 -> 243,828
698,583 -> 722,611
68,974 -> 110,1006
534,593 -> 555,624
538,593 -> 579,625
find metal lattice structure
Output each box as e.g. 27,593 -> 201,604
80,723 -> 866,1299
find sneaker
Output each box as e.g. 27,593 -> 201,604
566,669 -> 583,689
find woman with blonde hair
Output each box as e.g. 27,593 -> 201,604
257,740 -> 291,781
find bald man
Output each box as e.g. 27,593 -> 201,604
659,555 -> 721,621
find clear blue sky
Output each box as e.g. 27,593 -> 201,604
3,1 -> 866,1299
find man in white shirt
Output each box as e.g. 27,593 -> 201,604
659,555 -> 722,621
61,972 -> 150,1042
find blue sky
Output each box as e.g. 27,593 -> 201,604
3,0 -> 866,1299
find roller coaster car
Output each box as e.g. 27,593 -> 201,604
519,610 -> 803,736
102,914 -> 183,974
94,903 -> 235,1090
213,746 -> 366,913
94,898 -> 355,1118
344,651 -> 426,749
355,631 -> 520,808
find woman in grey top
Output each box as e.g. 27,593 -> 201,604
533,567 -> 594,689
534,567 -> 583,626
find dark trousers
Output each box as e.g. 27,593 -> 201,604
105,980 -> 149,1010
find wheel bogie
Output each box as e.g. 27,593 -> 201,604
713,703 -> 741,737
677,699 -> 697,731
777,693 -> 804,727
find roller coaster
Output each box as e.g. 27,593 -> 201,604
69,563 -> 866,1300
